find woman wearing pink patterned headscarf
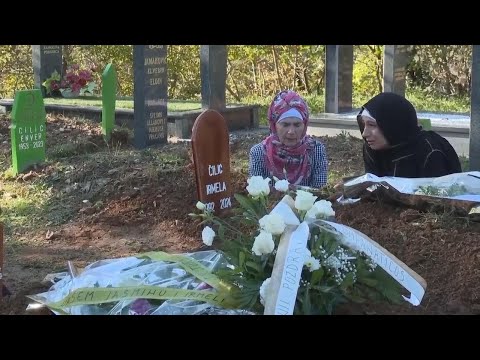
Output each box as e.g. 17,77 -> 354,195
248,90 -> 328,188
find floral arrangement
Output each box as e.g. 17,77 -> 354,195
42,64 -> 97,97
191,176 -> 405,315
414,183 -> 468,197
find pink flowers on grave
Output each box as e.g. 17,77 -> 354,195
43,64 -> 97,97
60,65 -> 97,96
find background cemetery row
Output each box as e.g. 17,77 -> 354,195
16,45 -> 480,170
2,46 -> 480,315
0,45 -> 474,110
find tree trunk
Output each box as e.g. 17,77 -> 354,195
226,83 -> 242,102
303,68 -> 311,94
252,61 -> 258,92
272,45 -> 283,91
292,45 -> 299,89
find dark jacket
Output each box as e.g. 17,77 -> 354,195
358,92 -> 461,178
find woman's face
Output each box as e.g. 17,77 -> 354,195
360,116 -> 390,150
275,117 -> 305,147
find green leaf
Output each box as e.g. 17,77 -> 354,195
345,291 -> 367,304
303,287 -> 312,315
212,219 -> 223,227
245,260 -> 262,272
239,251 -> 246,268
50,70 -> 61,81
86,81 -> 96,92
234,193 -> 259,216
310,268 -> 324,285
311,284 -> 337,293
359,277 -> 378,287
218,224 -> 226,241
340,272 -> 355,290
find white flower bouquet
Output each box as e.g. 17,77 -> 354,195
27,250 -> 253,315
340,172 -> 480,217
192,176 -> 426,315
27,176 -> 426,316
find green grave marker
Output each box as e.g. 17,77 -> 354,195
102,63 -> 117,140
418,118 -> 432,130
10,89 -> 46,175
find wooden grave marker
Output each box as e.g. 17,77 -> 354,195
191,109 -> 232,216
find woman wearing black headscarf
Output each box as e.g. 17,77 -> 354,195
357,92 -> 461,178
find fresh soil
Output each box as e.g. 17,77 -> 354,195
0,113 -> 478,315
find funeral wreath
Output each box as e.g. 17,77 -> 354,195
191,176 -> 407,315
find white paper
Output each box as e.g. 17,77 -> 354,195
344,171 -> 480,200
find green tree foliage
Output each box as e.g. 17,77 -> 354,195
0,45 -> 202,99
64,45 -> 133,96
0,46 -> 33,98
167,45 -> 200,99
0,45 -> 475,107
407,45 -> 472,97
227,45 -> 325,102
65,45 -> 201,99
353,45 -> 384,102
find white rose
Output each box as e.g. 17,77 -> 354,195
258,213 -> 286,235
304,256 -> 321,272
246,176 -> 271,197
314,200 -> 335,218
274,179 -> 289,192
252,231 -> 275,256
259,277 -> 271,306
294,190 -> 318,211
305,199 -> 336,220
201,226 -> 215,246
196,201 -> 206,210
304,207 -> 317,220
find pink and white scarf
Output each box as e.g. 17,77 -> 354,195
263,90 -> 316,185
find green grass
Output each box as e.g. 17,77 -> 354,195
418,118 -> 432,130
326,169 -> 345,188
353,87 -> 470,114
43,97 -> 202,112
406,88 -> 470,113
140,148 -> 187,167
0,180 -> 52,234
239,87 -> 471,127
40,87 -> 472,128
459,155 -> 469,171
47,140 -> 102,160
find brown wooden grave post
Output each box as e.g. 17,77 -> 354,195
191,109 -> 232,216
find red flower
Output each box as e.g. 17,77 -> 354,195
59,64 -> 97,95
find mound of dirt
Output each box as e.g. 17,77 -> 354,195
1,113 -> 478,315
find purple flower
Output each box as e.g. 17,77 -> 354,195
196,282 -> 212,290
129,299 -> 152,315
